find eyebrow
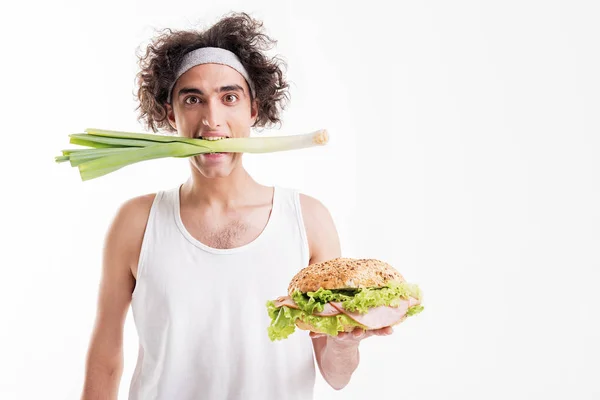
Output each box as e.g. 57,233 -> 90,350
177,84 -> 246,98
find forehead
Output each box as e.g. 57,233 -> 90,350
175,63 -> 247,91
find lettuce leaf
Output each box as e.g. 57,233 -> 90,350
267,281 -> 424,341
266,301 -> 304,341
290,291 -> 325,315
407,304 -> 424,316
292,281 -> 423,314
266,301 -> 366,341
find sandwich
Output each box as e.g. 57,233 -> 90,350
266,258 -> 424,341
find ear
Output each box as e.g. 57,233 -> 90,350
250,98 -> 259,125
166,102 -> 177,131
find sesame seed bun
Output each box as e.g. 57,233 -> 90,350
287,257 -> 404,296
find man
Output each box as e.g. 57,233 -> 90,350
81,12 -> 393,400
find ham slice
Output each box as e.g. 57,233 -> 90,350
312,303 -> 341,317
330,297 -> 420,330
274,296 -> 299,309
273,296 -> 341,316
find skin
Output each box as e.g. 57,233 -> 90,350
80,63 -> 392,399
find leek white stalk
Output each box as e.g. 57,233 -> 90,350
56,128 -> 329,181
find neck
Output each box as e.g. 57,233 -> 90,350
182,163 -> 259,208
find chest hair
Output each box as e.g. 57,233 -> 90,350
200,219 -> 250,249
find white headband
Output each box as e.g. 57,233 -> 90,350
167,47 -> 256,103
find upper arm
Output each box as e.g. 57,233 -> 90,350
299,194 -> 342,265
299,194 -> 344,365
85,194 -> 155,367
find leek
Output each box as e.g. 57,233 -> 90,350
56,128 -> 329,181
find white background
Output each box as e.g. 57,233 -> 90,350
1,0 -> 599,399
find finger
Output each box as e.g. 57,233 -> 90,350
334,328 -> 366,342
309,331 -> 326,339
352,328 -> 366,338
374,326 -> 393,336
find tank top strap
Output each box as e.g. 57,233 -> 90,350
270,185 -> 310,266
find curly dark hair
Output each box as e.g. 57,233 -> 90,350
134,12 -> 290,133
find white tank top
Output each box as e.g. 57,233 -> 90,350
128,185 -> 316,400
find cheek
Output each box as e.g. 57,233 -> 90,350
227,108 -> 253,134
178,110 -> 205,137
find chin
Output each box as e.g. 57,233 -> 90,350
190,153 -> 242,178
199,168 -> 234,179
192,162 -> 233,179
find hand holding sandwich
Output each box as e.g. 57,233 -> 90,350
266,258 -> 423,389
309,325 -> 394,390
266,258 -> 423,342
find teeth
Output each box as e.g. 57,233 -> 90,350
199,136 -> 227,141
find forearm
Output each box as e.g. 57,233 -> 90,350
314,337 -> 360,390
81,357 -> 123,400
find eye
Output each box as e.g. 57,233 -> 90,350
223,94 -> 239,103
184,96 -> 201,105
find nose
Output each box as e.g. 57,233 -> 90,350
201,102 -> 222,129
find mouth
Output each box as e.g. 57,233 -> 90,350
194,135 -> 232,158
196,136 -> 230,141
194,136 -> 231,155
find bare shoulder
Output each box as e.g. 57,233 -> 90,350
299,194 -> 336,230
299,193 -> 341,264
114,193 -> 156,222
105,193 -> 157,278
109,193 -> 156,236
